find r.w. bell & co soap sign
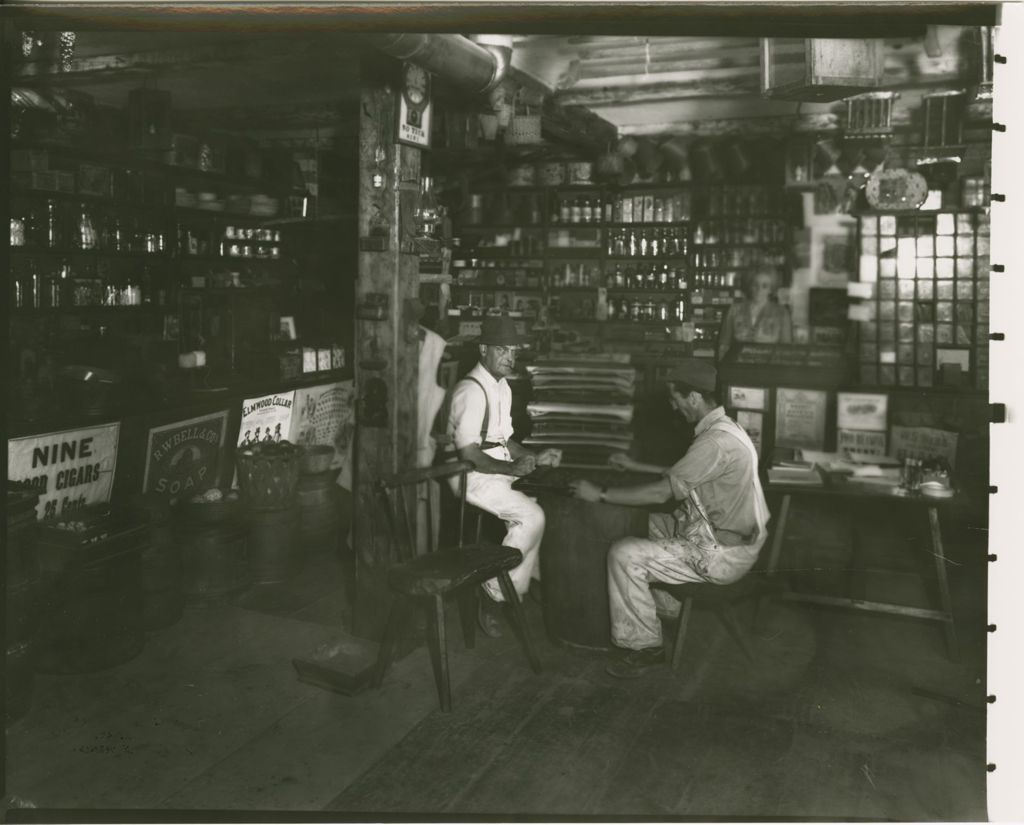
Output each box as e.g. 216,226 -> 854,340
8,423 -> 120,520
143,411 -> 228,502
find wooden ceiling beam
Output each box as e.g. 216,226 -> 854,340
577,52 -> 770,80
618,112 -> 841,137
554,77 -> 760,106
569,64 -> 762,91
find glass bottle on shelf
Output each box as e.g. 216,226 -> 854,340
646,265 -> 657,290
27,259 -> 41,309
559,197 -> 570,225
78,204 -> 98,250
631,264 -> 644,290
570,198 -> 581,225
45,199 -> 59,248
12,270 -> 24,309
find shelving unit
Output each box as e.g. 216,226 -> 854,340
446,180 -> 787,357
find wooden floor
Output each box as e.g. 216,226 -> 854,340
3,504 -> 989,820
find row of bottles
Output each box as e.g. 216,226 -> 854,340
10,199 -> 169,254
607,192 -> 693,224
10,259 -> 159,309
607,227 -> 688,258
178,223 -> 283,259
607,263 -> 688,291
705,187 -> 780,217
551,195 -> 609,225
692,219 -> 785,246
607,297 -> 687,323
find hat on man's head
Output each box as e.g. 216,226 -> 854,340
665,358 -> 718,393
478,314 -> 531,347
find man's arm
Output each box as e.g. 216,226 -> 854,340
458,443 -> 535,476
570,476 -> 673,506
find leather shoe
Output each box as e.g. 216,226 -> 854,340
605,646 -> 665,679
477,596 -> 504,639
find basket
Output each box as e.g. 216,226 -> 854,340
505,94 -> 542,146
235,448 -> 302,510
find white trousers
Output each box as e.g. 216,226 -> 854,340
607,513 -> 763,651
462,470 -> 545,602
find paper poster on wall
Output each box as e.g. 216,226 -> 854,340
774,388 -> 827,450
837,392 -> 888,432
728,386 -> 767,411
239,391 -> 295,446
890,426 -> 959,470
291,381 -> 356,469
8,423 -> 120,521
838,428 -> 887,458
736,411 -> 764,458
143,411 -> 228,503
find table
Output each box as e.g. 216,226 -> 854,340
765,473 -> 960,660
513,468 -> 658,650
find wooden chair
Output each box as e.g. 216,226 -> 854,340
653,575 -> 758,670
371,460 -> 542,712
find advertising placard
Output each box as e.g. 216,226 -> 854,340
8,423 -> 120,520
291,381 -> 356,469
143,411 -> 228,503
774,388 -> 827,451
239,391 -> 295,447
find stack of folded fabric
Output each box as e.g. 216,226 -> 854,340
524,357 -> 636,468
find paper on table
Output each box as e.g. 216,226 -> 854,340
852,465 -> 901,478
848,451 -> 900,466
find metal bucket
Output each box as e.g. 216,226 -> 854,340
297,474 -> 341,556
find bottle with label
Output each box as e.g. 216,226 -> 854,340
646,265 -> 658,290
45,200 -> 59,248
614,264 -> 625,288
78,204 -> 97,250
632,264 -> 644,290
570,198 -> 581,224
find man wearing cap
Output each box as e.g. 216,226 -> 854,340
448,315 -> 561,637
569,359 -> 770,678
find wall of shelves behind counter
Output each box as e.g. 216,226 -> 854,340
445,182 -> 789,357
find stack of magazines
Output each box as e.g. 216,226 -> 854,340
524,356 -> 636,468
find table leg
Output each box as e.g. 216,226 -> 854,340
928,506 -> 958,661
755,493 -> 791,626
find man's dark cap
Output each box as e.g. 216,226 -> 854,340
665,359 -> 717,393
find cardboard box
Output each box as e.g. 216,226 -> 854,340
11,149 -> 49,171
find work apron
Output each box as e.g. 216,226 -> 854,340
669,418 -> 770,584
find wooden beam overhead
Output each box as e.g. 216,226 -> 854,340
555,77 -> 760,106
618,112 -> 841,137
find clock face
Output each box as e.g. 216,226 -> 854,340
405,64 -> 428,105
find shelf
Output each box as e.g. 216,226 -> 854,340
459,224 -> 545,232
451,285 -> 542,293
603,222 -> 693,228
12,304 -> 162,315
11,247 -> 174,261
608,289 -> 685,295
544,248 -> 605,256
551,286 -> 600,292
605,256 -> 689,262
691,242 -> 786,249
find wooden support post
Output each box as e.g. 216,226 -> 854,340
352,57 -> 421,642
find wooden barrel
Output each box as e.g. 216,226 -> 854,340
133,496 -> 184,630
34,550 -> 145,674
534,470 -> 655,650
7,507 -> 40,583
5,641 -> 34,725
6,489 -> 41,724
248,505 -> 301,584
297,473 -> 340,556
180,522 -> 249,600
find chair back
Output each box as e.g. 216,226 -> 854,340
377,460 -> 473,564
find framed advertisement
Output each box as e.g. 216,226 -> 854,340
240,391 -> 295,447
142,411 -> 228,503
837,428 -> 888,458
836,392 -> 888,432
728,386 -> 767,411
774,387 -> 827,451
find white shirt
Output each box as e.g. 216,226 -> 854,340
448,362 -> 514,451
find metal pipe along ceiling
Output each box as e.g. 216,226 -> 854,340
366,34 -> 508,96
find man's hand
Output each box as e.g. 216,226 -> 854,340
509,454 -> 537,477
608,452 -> 638,472
569,479 -> 603,502
535,448 -> 562,468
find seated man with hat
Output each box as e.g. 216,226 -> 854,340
569,358 -> 770,678
448,315 -> 561,637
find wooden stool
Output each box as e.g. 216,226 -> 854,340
653,576 -> 757,669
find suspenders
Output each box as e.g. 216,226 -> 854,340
462,376 -> 503,450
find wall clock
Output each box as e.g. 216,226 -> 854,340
397,62 -> 432,148
865,168 -> 928,211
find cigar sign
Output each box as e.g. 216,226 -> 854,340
8,423 -> 120,520
142,411 -> 228,503
396,61 -> 432,148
